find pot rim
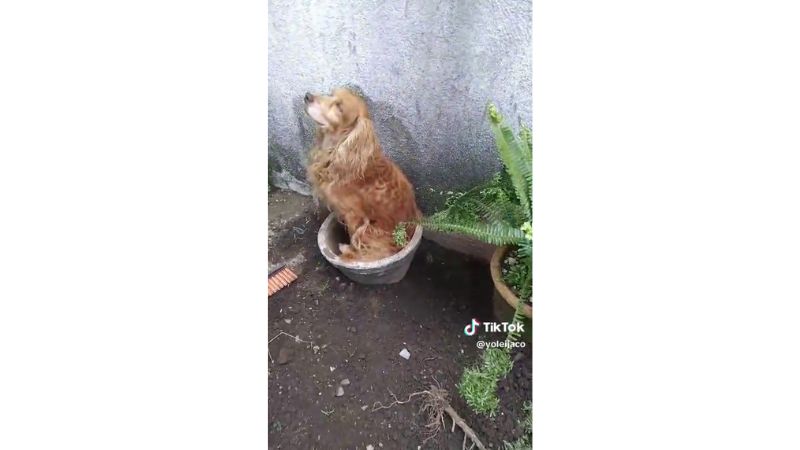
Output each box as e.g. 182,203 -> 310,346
490,245 -> 533,319
317,213 -> 423,270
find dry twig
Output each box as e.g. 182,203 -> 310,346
267,330 -> 317,368
268,330 -> 312,346
371,388 -> 427,412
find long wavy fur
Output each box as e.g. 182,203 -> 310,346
305,89 -> 420,261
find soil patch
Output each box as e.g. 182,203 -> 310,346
268,189 -> 531,449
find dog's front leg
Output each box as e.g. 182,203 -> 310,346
350,218 -> 371,250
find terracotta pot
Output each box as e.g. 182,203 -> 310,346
490,246 -> 532,319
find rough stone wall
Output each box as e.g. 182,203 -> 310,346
268,0 -> 532,211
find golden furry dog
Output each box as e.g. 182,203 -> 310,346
304,87 -> 420,261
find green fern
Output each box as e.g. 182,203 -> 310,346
438,104 -> 532,417
423,104 -> 531,242
422,104 -> 532,303
421,217 -> 527,246
506,289 -> 529,344
488,104 -> 532,222
504,243 -> 532,302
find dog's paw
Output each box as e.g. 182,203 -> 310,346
338,244 -> 358,261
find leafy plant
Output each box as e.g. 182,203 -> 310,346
428,103 -> 532,417
422,103 -> 531,303
458,366 -> 501,416
503,247 -> 532,301
458,346 -> 514,415
483,347 -> 513,378
503,402 -> 532,450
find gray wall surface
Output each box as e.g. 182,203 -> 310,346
268,0 -> 532,211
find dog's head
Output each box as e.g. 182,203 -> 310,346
304,88 -> 369,132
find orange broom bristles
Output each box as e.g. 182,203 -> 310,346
268,266 -> 298,296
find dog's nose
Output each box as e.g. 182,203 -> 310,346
304,92 -> 314,103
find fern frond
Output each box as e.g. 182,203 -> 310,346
462,195 -> 526,226
506,297 -> 528,344
488,104 -> 532,221
518,240 -> 532,259
421,217 -> 527,246
519,124 -> 532,166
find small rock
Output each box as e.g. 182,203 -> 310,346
349,327 -> 357,334
340,378 -> 350,386
312,345 -> 320,354
358,353 -> 366,360
277,348 -> 291,365
336,386 -> 344,397
361,405 -> 368,411
366,446 -> 374,450
330,366 -> 336,372
284,318 -> 292,324
399,348 -> 411,360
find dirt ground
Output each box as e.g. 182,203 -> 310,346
268,189 -> 532,449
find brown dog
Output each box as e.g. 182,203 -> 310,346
304,87 -> 420,261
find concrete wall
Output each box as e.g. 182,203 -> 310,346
268,0 -> 532,211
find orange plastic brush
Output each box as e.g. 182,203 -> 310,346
268,265 -> 298,296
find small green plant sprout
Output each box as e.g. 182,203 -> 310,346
392,222 -> 408,247
458,346 -> 514,416
457,346 -> 515,416
483,347 -> 513,378
458,366 -> 501,416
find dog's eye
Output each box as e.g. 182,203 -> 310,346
334,100 -> 343,113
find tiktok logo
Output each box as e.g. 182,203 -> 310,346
464,318 -> 481,336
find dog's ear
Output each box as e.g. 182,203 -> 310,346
335,89 -> 370,126
335,117 -> 379,177
333,98 -> 343,115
